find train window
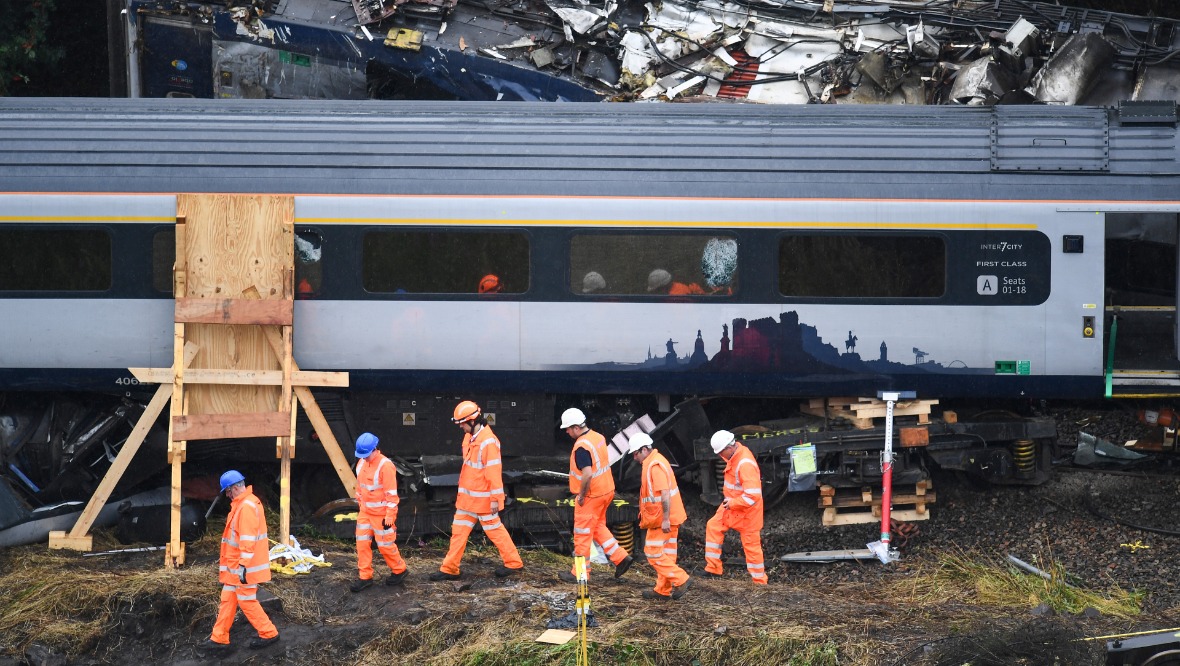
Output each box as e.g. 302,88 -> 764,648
0,229 -> 111,291
152,229 -> 175,293
779,235 -> 944,298
153,228 -> 323,296
295,229 -> 323,298
362,230 -> 529,294
569,234 -> 738,296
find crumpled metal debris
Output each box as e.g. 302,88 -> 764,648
1073,431 -> 1148,467
546,609 -> 599,629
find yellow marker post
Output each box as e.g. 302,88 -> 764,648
574,555 -> 591,666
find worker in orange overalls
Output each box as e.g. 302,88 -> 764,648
702,430 -> 767,584
558,407 -> 633,583
627,433 -> 692,601
202,470 -> 279,653
429,401 -> 524,581
351,432 -> 409,592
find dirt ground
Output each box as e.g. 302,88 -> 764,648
3,457 -> 1179,666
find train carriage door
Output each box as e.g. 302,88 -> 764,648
138,15 -> 213,98
1104,212 -> 1180,397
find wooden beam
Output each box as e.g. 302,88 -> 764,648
173,411 -> 293,440
128,367 -> 348,388
295,386 -> 357,498
257,318 -> 357,498
49,343 -> 200,552
175,297 -> 293,326
168,217 -> 187,570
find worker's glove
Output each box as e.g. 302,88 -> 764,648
382,519 -> 392,530
237,566 -> 247,584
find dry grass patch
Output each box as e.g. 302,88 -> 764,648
890,549 -> 1143,619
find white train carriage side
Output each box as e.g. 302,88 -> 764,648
0,98 -> 1178,500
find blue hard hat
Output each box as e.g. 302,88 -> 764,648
355,432 -> 379,458
219,470 -> 245,493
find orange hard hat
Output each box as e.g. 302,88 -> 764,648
478,274 -> 502,294
453,400 -> 481,423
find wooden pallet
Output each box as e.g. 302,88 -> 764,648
799,396 -> 940,430
817,480 -> 936,526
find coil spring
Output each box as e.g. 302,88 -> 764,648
715,458 -> 727,489
611,520 -> 636,553
1012,439 -> 1036,477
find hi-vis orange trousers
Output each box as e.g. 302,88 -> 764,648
703,508 -> 767,584
210,583 -> 278,644
440,508 -> 523,575
643,525 -> 689,596
356,510 -> 407,580
571,493 -> 628,578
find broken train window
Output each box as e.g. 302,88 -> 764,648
0,228 -> 112,292
779,234 -> 945,298
363,230 -> 529,294
295,229 -> 323,298
570,233 -> 738,296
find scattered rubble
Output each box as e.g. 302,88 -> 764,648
127,0 -> 1180,103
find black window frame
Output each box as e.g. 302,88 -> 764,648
360,227 -> 531,296
0,225 -> 114,293
777,231 -> 947,300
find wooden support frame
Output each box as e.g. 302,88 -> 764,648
46,196 -> 354,566
47,342 -> 200,552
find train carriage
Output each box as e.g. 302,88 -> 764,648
1,98 -> 1178,536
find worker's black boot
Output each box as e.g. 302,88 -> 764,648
494,565 -> 523,578
386,570 -> 409,586
614,555 -> 634,579
249,635 -> 280,650
428,571 -> 461,581
350,578 -> 374,593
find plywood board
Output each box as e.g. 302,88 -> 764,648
173,411 -> 292,440
176,194 -> 294,416
175,297 -> 293,325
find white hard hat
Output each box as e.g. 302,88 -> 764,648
559,407 -> 586,429
710,430 -> 736,454
627,432 -> 654,454
646,269 -> 672,292
582,271 -> 606,294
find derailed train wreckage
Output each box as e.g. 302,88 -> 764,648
4,96 -> 1180,549
114,0 -> 1180,104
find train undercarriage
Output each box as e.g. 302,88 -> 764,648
0,389 -> 1058,549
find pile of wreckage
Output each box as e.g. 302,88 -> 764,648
340,0 -> 1180,103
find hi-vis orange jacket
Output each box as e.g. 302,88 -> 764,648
219,486 -> 272,586
639,450 -> 686,529
722,443 -> 764,530
568,430 -> 615,497
456,424 -> 506,514
356,450 -> 399,524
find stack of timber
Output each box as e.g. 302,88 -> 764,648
799,396 -> 939,430
817,480 -> 936,526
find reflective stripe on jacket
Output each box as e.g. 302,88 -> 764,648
356,451 -> 399,523
456,425 -> 506,513
219,486 -> 271,585
568,429 -> 614,497
723,443 -> 763,511
638,450 -> 686,529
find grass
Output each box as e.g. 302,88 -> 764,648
890,549 -> 1143,619
0,531 -> 1146,665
